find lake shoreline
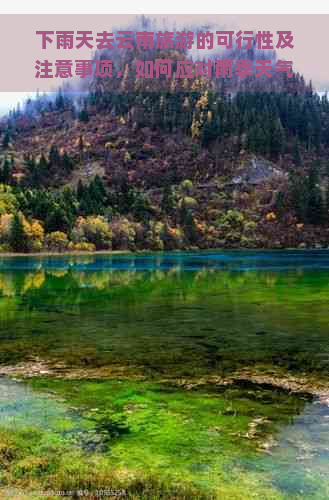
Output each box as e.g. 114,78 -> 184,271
0,249 -> 132,257
0,247 -> 329,258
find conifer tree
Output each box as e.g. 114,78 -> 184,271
2,131 -> 10,149
293,139 -> 302,166
9,214 -> 27,252
180,201 -> 198,245
161,185 -> 175,215
0,158 -> 11,184
306,161 -> 325,225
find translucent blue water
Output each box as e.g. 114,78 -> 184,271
1,249 -> 329,272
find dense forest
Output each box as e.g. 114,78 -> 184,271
1,33 -> 329,252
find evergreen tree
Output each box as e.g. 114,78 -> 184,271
293,139 -> 302,166
2,131 -> 10,149
325,160 -> 329,178
9,214 -> 27,252
45,206 -> 71,232
274,191 -> 286,220
161,185 -> 175,215
132,191 -> 153,221
79,189 -> 95,215
77,180 -> 85,200
288,171 -> 308,222
306,161 -> 325,225
62,152 -> 74,173
270,118 -> 285,159
91,175 -> 107,202
326,181 -> 329,217
38,154 -> 49,183
55,89 -> 65,110
49,145 -> 61,167
79,108 -> 89,123
180,201 -> 198,245
0,158 -> 11,184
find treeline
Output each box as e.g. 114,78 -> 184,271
0,176 -> 216,252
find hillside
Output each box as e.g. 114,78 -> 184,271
1,52 -> 329,252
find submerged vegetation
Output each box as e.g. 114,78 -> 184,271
1,252 -> 329,498
1,376 -> 327,500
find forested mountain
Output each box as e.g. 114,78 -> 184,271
0,38 -> 329,252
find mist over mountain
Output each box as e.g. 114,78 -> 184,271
0,17 -> 328,253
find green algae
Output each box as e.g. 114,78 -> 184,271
1,377 -> 321,499
1,252 -> 329,498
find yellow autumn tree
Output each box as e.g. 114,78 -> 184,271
22,218 -> 45,251
0,213 -> 13,245
46,231 -> 69,252
0,185 -> 17,215
0,213 -> 44,252
71,216 -> 112,250
111,217 -> 136,250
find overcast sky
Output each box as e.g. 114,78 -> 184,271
0,93 -> 36,116
0,14 -> 328,115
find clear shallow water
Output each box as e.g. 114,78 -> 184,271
242,395 -> 329,499
1,376 -> 329,498
0,378 -> 85,433
1,251 -> 329,376
1,250 -> 329,498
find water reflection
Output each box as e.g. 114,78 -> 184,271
0,259 -> 329,378
2,249 -> 329,272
